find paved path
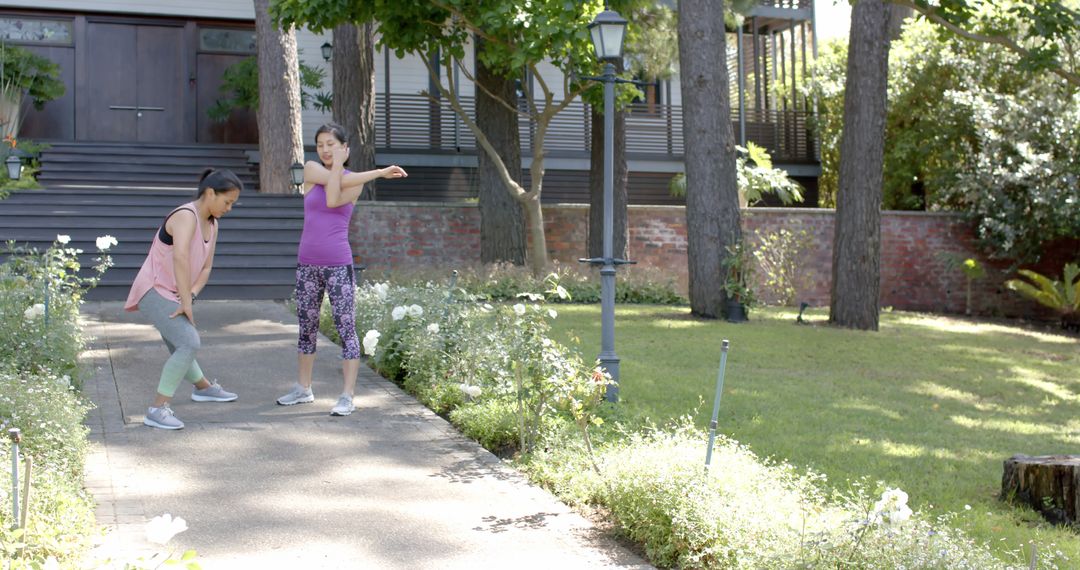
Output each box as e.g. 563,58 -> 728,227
80,300 -> 650,569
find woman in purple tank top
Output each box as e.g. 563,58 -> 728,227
276,123 -> 407,416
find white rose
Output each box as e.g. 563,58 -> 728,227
56,234 -> 71,245
23,303 -> 44,320
547,309 -> 558,319
513,303 -> 526,316
372,282 -> 389,301
362,329 -> 381,355
145,513 -> 188,545
426,323 -> 440,334
391,306 -> 407,321
458,383 -> 482,399
95,235 -> 118,251
407,304 -> 424,318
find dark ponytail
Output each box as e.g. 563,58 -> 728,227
196,168 -> 244,199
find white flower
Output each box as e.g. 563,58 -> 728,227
95,235 -> 118,251
964,504 -> 972,511
23,303 -> 44,320
391,306 -> 407,321
872,488 -> 912,526
553,285 -> 569,299
481,303 -> 494,312
362,329 -> 381,355
407,304 -> 424,318
145,513 -> 188,545
372,282 -> 389,301
513,303 -> 526,316
426,323 -> 440,334
42,557 -> 60,570
547,309 -> 558,319
56,375 -> 70,389
56,234 -> 71,245
458,383 -> 482,399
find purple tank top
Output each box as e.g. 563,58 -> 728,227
298,177 -> 354,265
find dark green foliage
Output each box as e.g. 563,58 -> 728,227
0,43 -> 65,109
207,55 -> 330,121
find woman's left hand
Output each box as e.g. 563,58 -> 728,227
381,165 -> 408,179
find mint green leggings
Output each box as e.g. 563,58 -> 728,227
138,290 -> 205,397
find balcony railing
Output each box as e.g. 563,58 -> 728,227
375,93 -> 818,165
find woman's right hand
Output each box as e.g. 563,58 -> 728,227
331,146 -> 349,167
170,300 -> 195,325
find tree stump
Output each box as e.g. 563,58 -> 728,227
1001,454 -> 1080,526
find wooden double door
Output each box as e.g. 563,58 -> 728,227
84,22 -> 187,143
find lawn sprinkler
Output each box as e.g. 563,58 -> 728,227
796,302 -> 809,324
704,340 -> 730,473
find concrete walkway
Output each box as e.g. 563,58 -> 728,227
80,300 -> 650,570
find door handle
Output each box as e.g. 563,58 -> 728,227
109,105 -> 137,110
138,106 -> 165,112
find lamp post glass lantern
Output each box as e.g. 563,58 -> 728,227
289,161 -> 305,191
4,155 -> 20,181
587,9 -> 628,61
580,7 -> 630,403
321,41 -> 332,62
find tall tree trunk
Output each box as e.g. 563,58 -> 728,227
332,22 -> 377,198
830,0 -> 891,330
587,71 -> 629,260
677,0 -> 741,318
254,0 -> 304,194
887,5 -> 914,41
522,193 -> 547,275
475,39 -> 526,265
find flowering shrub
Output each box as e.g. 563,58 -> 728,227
322,276 -> 1056,569
333,274 -> 611,457
366,262 -> 685,305
528,425 -> 1045,570
0,236 -> 113,567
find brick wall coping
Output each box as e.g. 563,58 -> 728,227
363,201 -> 968,221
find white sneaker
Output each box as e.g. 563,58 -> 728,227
330,394 -> 355,416
276,383 -> 314,406
144,405 -> 184,430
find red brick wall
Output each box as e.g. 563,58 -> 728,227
350,202 -> 1074,318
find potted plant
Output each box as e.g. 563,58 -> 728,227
722,240 -> 756,322
0,42 -> 66,141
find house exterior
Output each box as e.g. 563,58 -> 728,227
1,0 -> 819,203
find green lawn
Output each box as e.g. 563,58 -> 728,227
548,304 -> 1080,564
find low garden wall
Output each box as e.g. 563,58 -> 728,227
349,202 -> 1073,318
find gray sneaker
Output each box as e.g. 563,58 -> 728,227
144,405 -> 184,430
276,383 -> 314,406
330,394 -> 355,416
191,380 -> 238,402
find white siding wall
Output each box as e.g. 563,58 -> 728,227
532,60 -> 568,100
668,77 -> 682,106
0,0 -> 253,20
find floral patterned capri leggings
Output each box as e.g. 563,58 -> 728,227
295,264 -> 360,360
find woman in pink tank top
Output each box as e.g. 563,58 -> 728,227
125,169 -> 244,430
275,123 -> 407,416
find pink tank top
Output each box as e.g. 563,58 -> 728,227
124,203 -> 216,311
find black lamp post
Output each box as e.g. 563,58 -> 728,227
321,41 -> 333,62
289,161 -> 305,193
4,154 -> 20,181
580,7 -> 630,403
